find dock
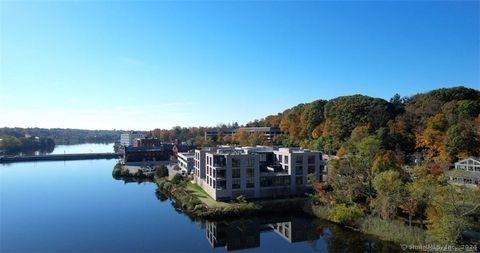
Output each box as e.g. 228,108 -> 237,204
0,153 -> 121,163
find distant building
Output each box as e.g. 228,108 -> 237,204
178,152 -> 195,174
204,127 -> 282,141
123,146 -> 170,165
134,137 -> 161,148
123,143 -> 195,165
194,146 -> 326,201
120,132 -> 145,147
449,157 -> 480,187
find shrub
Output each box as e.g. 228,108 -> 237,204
154,165 -> 169,178
171,174 -> 185,185
329,204 -> 363,226
236,195 -> 247,203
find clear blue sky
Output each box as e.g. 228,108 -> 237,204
1,1 -> 478,130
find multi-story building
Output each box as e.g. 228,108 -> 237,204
204,127 -> 281,141
177,152 -> 195,174
133,137 -> 161,148
449,157 -> 480,187
120,132 -> 145,147
193,146 -> 326,200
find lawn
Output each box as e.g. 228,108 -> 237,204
186,182 -> 231,208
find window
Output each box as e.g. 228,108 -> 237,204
308,165 -> 315,174
246,168 -> 254,177
247,158 -> 255,167
284,156 -> 288,164
232,158 -> 240,167
308,155 -> 315,164
296,176 -> 303,185
216,169 -> 226,178
232,169 -> 241,178
295,156 -> 303,165
232,179 -> 241,189
217,180 -> 226,190
247,178 -> 255,188
279,155 -> 283,163
213,180 -> 216,188
295,166 -> 303,175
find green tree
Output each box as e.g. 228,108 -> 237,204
372,170 -> 404,220
444,123 -> 479,159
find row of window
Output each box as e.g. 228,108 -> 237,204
456,165 -> 480,172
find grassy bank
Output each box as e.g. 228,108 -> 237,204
306,202 -> 431,246
155,176 -> 308,219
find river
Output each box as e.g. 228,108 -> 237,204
0,143 -> 402,252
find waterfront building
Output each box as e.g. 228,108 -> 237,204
204,127 -> 281,141
123,143 -> 194,166
134,137 -> 161,148
120,132 -> 145,147
123,146 -> 170,165
449,157 -> 480,187
193,146 -> 326,200
178,151 -> 195,174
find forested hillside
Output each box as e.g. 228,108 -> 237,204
246,86 -> 480,164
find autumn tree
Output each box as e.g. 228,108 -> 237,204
372,170 -> 404,220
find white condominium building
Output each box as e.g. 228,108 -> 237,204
193,146 -> 327,201
120,132 -> 145,147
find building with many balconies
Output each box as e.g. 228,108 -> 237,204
193,146 -> 326,201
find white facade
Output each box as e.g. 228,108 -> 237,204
120,132 -> 145,147
193,146 -> 326,201
177,152 -> 195,173
450,157 -> 480,187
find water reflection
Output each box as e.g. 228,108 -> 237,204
204,215 -> 404,252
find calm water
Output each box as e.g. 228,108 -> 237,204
1,144 -> 402,253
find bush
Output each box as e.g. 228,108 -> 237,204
154,165 -> 169,178
329,204 -> 364,226
171,174 -> 185,185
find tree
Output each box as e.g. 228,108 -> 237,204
427,184 -> 480,244
154,165 -> 169,178
444,123 -> 480,159
372,150 -> 403,175
372,170 -> 404,220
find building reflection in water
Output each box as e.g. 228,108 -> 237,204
205,216 -> 320,251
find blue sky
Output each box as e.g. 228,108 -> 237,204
1,1 -> 478,130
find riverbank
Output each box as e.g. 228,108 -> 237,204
304,202 -> 432,247
112,164 -> 154,179
154,175 -> 308,219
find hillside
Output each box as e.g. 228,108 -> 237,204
246,86 -> 480,163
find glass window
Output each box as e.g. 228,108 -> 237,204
247,158 -> 255,167
246,168 -> 255,177
295,166 -> 303,175
308,155 -> 315,164
232,158 -> 240,167
284,156 -> 288,164
295,156 -> 303,165
217,180 -> 226,190
296,176 -> 303,185
232,179 -> 241,189
247,178 -> 254,188
216,169 -> 226,178
232,169 -> 241,178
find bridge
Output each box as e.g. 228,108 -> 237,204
0,153 -> 121,163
